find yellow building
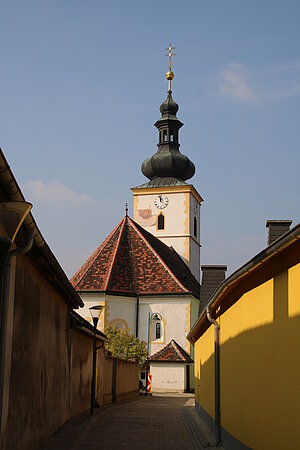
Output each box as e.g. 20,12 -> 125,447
188,220 -> 300,450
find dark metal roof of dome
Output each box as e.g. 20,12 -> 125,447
141,89 -> 195,182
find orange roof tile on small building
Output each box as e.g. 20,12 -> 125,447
71,215 -> 200,298
149,340 -> 193,363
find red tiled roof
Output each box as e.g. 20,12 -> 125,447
71,216 -> 200,297
149,340 -> 193,363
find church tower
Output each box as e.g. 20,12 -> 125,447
132,45 -> 203,282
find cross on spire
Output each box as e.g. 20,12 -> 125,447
165,43 -> 176,91
165,42 -> 176,72
125,203 -> 128,216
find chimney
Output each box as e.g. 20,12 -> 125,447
199,265 -> 227,315
266,220 -> 292,246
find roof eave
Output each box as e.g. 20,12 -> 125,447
76,289 -> 197,298
187,223 -> 300,344
149,359 -> 193,364
0,148 -> 83,309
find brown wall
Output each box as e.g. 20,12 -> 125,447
5,255 -> 71,450
115,358 -> 139,402
102,356 -> 139,405
3,254 -> 138,450
103,355 -> 114,405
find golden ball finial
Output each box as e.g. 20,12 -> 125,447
166,70 -> 174,81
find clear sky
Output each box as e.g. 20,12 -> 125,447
1,0 -> 300,277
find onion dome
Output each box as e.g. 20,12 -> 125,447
160,91 -> 179,117
141,45 -> 195,182
141,90 -> 195,181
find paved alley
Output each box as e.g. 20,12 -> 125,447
40,394 -> 219,450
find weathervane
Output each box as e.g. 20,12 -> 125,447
125,202 -> 128,216
165,42 -> 175,91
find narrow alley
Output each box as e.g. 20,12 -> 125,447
40,395 -> 219,450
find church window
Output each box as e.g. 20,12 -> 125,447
170,130 -> 174,141
194,217 -> 197,238
158,213 -> 165,230
156,322 -> 161,339
163,130 -> 167,142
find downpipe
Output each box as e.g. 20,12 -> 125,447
206,307 -> 220,446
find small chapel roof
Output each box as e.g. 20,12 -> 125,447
149,339 -> 193,363
71,215 -> 200,298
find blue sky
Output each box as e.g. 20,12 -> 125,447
1,1 -> 300,277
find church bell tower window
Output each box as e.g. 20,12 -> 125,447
194,217 -> 197,238
157,213 -> 165,230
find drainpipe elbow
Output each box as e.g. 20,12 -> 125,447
206,307 -> 219,329
9,229 -> 34,259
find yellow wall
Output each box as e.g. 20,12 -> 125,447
194,261 -> 300,450
288,263 -> 300,317
194,325 -> 214,419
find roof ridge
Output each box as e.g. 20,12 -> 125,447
128,217 -> 189,293
169,246 -> 200,286
104,217 -> 126,291
172,339 -> 191,360
171,339 -> 184,359
70,219 -> 124,287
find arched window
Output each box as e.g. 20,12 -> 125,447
158,213 -> 165,230
156,322 -> 161,339
194,217 -> 197,238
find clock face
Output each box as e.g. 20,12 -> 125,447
154,194 -> 169,209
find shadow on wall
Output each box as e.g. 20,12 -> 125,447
197,271 -> 300,450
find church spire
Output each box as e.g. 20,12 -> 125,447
141,44 -> 195,182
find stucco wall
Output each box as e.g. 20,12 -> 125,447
133,187 -> 201,281
194,259 -> 300,450
5,255 -> 72,450
103,356 -> 139,403
194,324 -> 214,419
150,363 -> 185,392
138,297 -> 192,355
3,254 -> 139,450
115,358 -> 139,401
103,356 -> 113,404
78,294 -> 194,358
69,330 -> 105,415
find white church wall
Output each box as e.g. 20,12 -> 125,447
105,295 -> 137,333
78,293 -> 195,359
133,188 -> 201,281
77,292 -> 106,328
150,363 -> 185,392
138,296 -> 193,355
77,293 -> 137,334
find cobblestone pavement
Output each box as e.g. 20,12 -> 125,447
40,394 -> 220,450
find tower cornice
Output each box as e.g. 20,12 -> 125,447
131,184 -> 204,205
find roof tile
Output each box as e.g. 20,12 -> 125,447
149,339 -> 193,363
71,216 -> 200,297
